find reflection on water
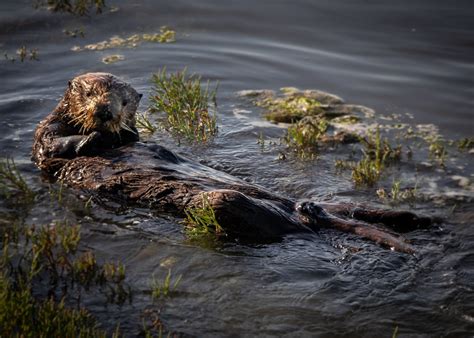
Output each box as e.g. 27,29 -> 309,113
0,0 -> 473,336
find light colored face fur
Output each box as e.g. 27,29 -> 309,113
64,72 -> 141,134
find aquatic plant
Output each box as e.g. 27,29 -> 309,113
184,194 -> 224,238
428,137 -> 447,167
243,87 -> 352,124
0,158 -> 35,203
150,68 -> 218,144
142,27 -> 176,43
284,116 -> 328,159
63,27 -> 85,38
34,0 -> 106,16
242,87 -> 360,159
351,156 -> 381,187
456,137 -> 474,151
334,159 -> 356,172
150,269 -> 182,299
0,280 -> 106,337
376,180 -> 418,204
102,54 -> 124,64
360,127 -> 402,167
351,127 -> 402,186
72,27 -> 176,52
136,112 -> 158,133
4,47 -> 39,63
0,221 -> 131,336
260,93 -> 324,123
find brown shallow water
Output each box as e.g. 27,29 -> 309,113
1,0 -> 473,336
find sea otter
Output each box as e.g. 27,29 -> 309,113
32,73 -> 431,253
32,72 -> 141,173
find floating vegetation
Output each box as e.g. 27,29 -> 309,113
248,88 -> 319,123
351,156 -> 381,187
0,158 -> 35,204
102,54 -> 124,64
184,194 -> 225,239
241,87 -> 362,158
427,136 -> 447,167
150,269 -> 182,299
376,180 -> 418,204
261,93 -> 323,123
257,132 -> 266,150
149,68 -> 218,144
4,46 -> 39,63
72,27 -> 176,51
142,27 -> 176,43
63,27 -> 85,38
351,127 -> 402,187
332,115 -> 360,124
0,222 -> 130,336
284,116 -> 328,159
334,159 -> 356,172
360,127 -> 402,165
240,87 -> 352,123
33,0 -> 106,16
456,137 -> 474,151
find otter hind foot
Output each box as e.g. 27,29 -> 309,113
296,201 -> 334,230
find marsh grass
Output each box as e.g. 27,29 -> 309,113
0,158 -> 35,204
376,180 -> 418,204
34,0 -> 106,16
0,280 -> 107,337
149,68 -> 218,144
2,223 -> 130,302
150,269 -> 182,299
184,194 -> 225,239
136,112 -> 158,133
456,137 -> 474,151
0,221 -> 131,336
351,127 -> 402,186
284,116 -> 328,159
360,127 -> 402,168
428,137 -> 447,167
351,157 -> 381,187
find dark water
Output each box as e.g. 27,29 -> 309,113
1,0 -> 473,336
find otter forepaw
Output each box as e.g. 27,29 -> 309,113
75,131 -> 101,155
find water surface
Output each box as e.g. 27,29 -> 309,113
0,0 -> 473,336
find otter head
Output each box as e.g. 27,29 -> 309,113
62,72 -> 142,135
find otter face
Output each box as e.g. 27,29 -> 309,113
64,72 -> 142,135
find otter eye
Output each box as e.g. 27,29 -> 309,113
122,100 -> 128,106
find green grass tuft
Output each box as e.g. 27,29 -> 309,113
149,68 -> 218,144
150,269 -> 182,299
184,194 -> 225,239
428,137 -> 447,167
351,126 -> 402,187
284,116 -> 328,159
0,158 -> 35,204
34,0 -> 106,16
376,180 -> 418,204
0,221 -> 132,336
136,112 -> 158,133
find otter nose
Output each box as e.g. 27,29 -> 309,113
95,104 -> 113,122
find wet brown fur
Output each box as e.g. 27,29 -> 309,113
32,73 -> 141,172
